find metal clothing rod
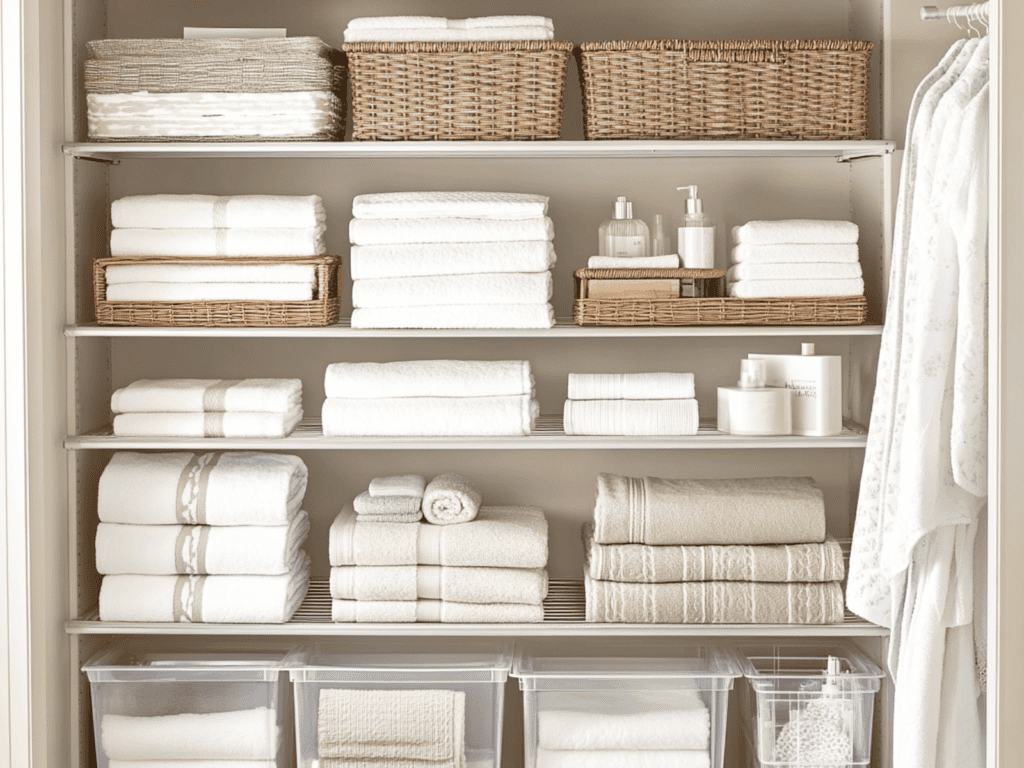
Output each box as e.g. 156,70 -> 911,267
921,2 -> 989,24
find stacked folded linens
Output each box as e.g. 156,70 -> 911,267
344,15 -> 555,42
563,372 -> 698,436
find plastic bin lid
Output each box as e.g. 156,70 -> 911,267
736,643 -> 884,680
82,645 -> 290,682
512,645 -> 742,680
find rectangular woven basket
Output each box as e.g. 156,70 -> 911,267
342,40 -> 575,140
578,39 -> 873,140
94,255 -> 343,327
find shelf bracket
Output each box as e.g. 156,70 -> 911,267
77,155 -> 119,166
837,150 -> 890,164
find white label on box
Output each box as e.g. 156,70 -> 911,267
609,235 -> 646,258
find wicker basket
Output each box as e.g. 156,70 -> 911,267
94,255 -> 343,327
574,268 -> 868,326
343,40 -> 575,140
578,39 -> 873,140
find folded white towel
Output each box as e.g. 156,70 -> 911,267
588,255 -> 681,269
113,407 -> 303,438
343,26 -> 553,42
356,512 -> 423,523
325,359 -> 533,399
563,399 -> 699,436
568,372 -> 695,401
330,565 -> 548,604
97,451 -> 306,526
727,278 -> 865,298
731,219 -> 859,245
353,491 -> 421,517
353,191 -> 549,220
347,16 -> 553,30
110,226 -> 327,258
726,262 -> 863,281
95,511 -> 310,575
351,303 -> 555,329
102,708 -> 279,761
352,272 -> 552,308
110,761 -> 276,768
106,282 -> 314,302
369,474 -> 426,498
349,217 -> 553,245
105,263 -> 316,284
112,378 -> 302,414
730,243 -> 861,264
111,194 -> 326,230
322,397 -> 537,437
331,598 -> 544,623
350,241 -> 555,279
536,749 -> 710,768
422,473 -> 483,525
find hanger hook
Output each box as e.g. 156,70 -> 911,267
947,6 -> 964,31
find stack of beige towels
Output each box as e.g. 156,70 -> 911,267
584,473 -> 846,623
343,15 -> 555,42
563,372 -> 699,436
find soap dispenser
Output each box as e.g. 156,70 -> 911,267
599,196 -> 651,257
676,185 -> 715,269
748,343 -> 842,436
717,358 -> 793,436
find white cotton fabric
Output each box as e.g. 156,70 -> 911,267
105,263 -> 316,284
731,219 -> 859,245
111,194 -> 325,230
107,282 -> 313,302
102,708 -> 279,761
343,26 -> 553,42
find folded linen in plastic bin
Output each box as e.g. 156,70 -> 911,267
350,241 -> 555,280
111,378 -> 302,414
113,407 -> 303,438
330,564 -> 548,604
322,396 -> 536,437
352,190 -> 549,219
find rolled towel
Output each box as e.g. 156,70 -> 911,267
98,553 -> 309,623
322,396 -> 536,437
730,243 -> 861,264
331,598 -> 544,623
422,473 -> 482,525
329,506 -> 548,568
588,255 -> 680,269
330,565 -> 548,604
111,378 -> 302,414
96,510 -> 310,575
97,451 -> 306,526
346,16 -> 554,30
353,491 -> 422,516
349,217 -> 553,245
568,372 -> 695,401
370,474 -> 426,497
343,26 -> 553,42
111,194 -> 326,230
563,399 -> 699,436
101,708 -> 279,761
351,303 -> 555,329
731,220 -> 859,245
110,225 -> 327,257
352,191 -> 549,219
592,474 -> 826,546
105,262 -> 316,284
355,512 -> 423,523
350,241 -> 555,279
113,407 -> 302,438
325,359 -> 533,399
727,262 -> 862,281
537,749 -> 710,768
352,272 -> 552,308
106,282 -> 314,302
110,761 -> 276,768
727,278 -> 865,298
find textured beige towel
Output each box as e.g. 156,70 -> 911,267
593,474 -> 826,546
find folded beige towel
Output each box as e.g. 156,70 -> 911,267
422,473 -> 482,525
353,491 -> 421,517
330,565 -> 548,604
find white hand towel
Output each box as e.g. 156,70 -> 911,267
324,359 -> 533,399
110,761 -> 276,768
346,16 -> 553,30
350,241 -> 555,279
536,749 -> 710,768
105,263 -> 317,285
343,26 -> 554,42
726,262 -> 863,282
106,282 -> 314,302
353,191 -> 549,219
102,708 -> 279,761
329,505 -> 548,568
422,473 -> 483,525
113,407 -> 303,438
370,474 -> 426,497
349,216 -> 553,245
726,278 -> 865,298
111,194 -> 326,230
330,565 -> 548,604
97,451 -> 306,526
110,225 -> 327,258
588,255 -> 681,269
563,399 -> 699,436
322,396 -> 537,437
353,491 -> 422,517
351,303 -> 555,329
352,272 -> 552,308
111,378 -> 302,414
95,511 -> 310,575
730,243 -> 861,264
731,220 -> 859,245
568,372 -> 695,401
331,598 -> 544,623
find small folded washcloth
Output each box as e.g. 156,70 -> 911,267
351,303 -> 555,329
353,191 -> 549,219
330,565 -> 548,604
727,262 -> 862,282
350,241 -> 555,280
331,598 -> 544,623
111,378 -> 302,414
563,399 -> 699,436
729,243 -> 861,264
322,396 -> 536,437
349,217 -> 554,245
568,372 -> 695,401
587,255 -> 681,269
110,225 -> 327,257
731,220 -> 859,245
346,16 -> 554,30
369,474 -> 426,497
536,748 -> 710,768
113,407 -> 303,438
105,263 -> 316,285
325,359 -> 533,399
111,194 -> 326,229
353,491 -> 422,517
727,278 -> 865,298
352,272 -> 552,308
106,282 -> 313,302
343,26 -> 553,42
422,473 -> 483,525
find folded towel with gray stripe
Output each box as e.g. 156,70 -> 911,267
111,194 -> 325,230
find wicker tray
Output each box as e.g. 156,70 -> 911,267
94,255 -> 342,327
578,39 -> 873,140
342,40 -> 575,140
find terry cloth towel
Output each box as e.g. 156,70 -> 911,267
352,272 -> 552,308
331,598 -> 544,623
727,278 -> 865,298
593,474 -> 826,546
536,749 -> 710,768
352,191 -> 549,219
422,473 -> 482,525
370,474 -> 426,497
584,524 -> 845,583
111,378 -> 301,414
354,491 -> 422,517
113,407 -> 302,438
96,510 -> 309,575
350,241 -> 555,280
97,451 -> 306,527
343,26 -> 553,42
330,565 -> 548,604
98,552 -> 309,623
563,399 -> 699,436
588,255 -> 681,269
349,217 -> 554,245
109,761 -> 276,768
351,303 -> 555,329
730,243 -> 862,264
731,220 -> 860,245
110,225 -> 327,258
347,16 -> 554,30
111,194 -> 326,230
102,708 -> 279,761
325,359 -> 532,399
568,372 -> 695,401
106,282 -> 313,302
727,262 -> 863,282
329,506 -> 548,568
322,396 -> 537,437
105,263 -> 316,285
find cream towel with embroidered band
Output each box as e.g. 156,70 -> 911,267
113,407 -> 302,438
352,190 -> 548,219
325,359 -> 532,399
568,372 -> 696,401
331,598 -> 544,623
330,565 -> 548,604
111,378 -> 302,414
102,708 -> 279,762
111,194 -> 325,229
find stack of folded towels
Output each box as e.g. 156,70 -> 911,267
349,192 -> 556,329
728,220 -> 864,298
343,15 -> 555,42
584,473 -> 846,623
97,451 -> 311,623
111,378 -> 303,438
563,373 -> 699,436
322,360 -> 538,437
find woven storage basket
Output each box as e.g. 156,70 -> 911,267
578,39 -> 873,140
574,269 -> 868,326
343,40 -> 575,140
94,255 -> 342,327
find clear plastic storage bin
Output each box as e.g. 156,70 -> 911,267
289,640 -> 513,768
82,645 -> 293,768
737,644 -> 884,768
512,644 -> 743,768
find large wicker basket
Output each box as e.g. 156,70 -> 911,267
343,40 -> 575,140
578,39 -> 873,140
94,255 -> 343,327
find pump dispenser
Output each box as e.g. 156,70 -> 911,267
599,196 -> 651,257
717,358 -> 793,436
748,343 -> 842,436
677,185 -> 715,269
